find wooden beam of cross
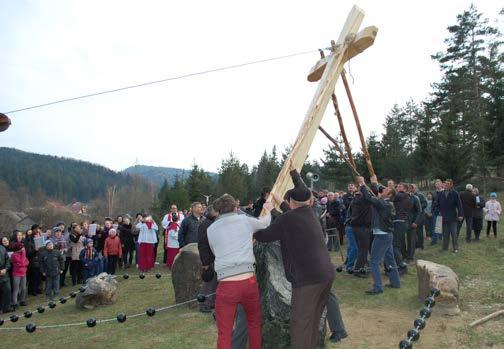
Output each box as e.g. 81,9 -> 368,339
263,5 -> 377,213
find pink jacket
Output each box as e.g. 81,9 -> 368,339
11,249 -> 29,277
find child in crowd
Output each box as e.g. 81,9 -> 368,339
11,242 -> 29,309
165,212 -> 180,269
80,239 -> 99,281
485,193 -> 502,238
103,229 -> 122,275
41,240 -> 64,301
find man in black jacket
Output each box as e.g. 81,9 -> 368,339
392,184 -> 411,274
0,243 -> 12,313
179,202 -> 204,247
348,187 -> 372,275
197,206 -> 218,313
254,172 -> 335,349
405,184 -> 421,262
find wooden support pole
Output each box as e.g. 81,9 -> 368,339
331,93 -> 357,169
318,126 -> 359,177
341,69 -> 375,177
317,49 -> 357,170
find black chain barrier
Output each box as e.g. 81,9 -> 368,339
399,287 -> 441,349
0,290 -> 214,333
0,271 -> 174,326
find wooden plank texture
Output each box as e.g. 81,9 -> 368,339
264,5 -> 367,212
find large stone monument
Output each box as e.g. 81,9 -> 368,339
255,242 -> 327,349
416,259 -> 460,315
171,243 -> 202,309
76,273 -> 118,310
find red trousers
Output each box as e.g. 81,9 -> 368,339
138,243 -> 155,271
165,247 -> 179,269
215,276 -> 262,349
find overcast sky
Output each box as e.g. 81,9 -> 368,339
0,1 -> 502,173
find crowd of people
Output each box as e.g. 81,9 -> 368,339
0,208 -> 207,315
0,171 -> 501,348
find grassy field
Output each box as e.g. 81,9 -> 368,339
1,221 -> 503,349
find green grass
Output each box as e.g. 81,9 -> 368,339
1,221 -> 503,348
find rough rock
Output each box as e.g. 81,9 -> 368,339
171,243 -> 202,308
76,273 -> 118,310
255,241 -> 327,348
416,259 -> 460,315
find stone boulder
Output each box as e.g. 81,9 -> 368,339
171,243 -> 202,308
76,273 -> 118,310
416,259 -> 460,315
255,241 -> 327,349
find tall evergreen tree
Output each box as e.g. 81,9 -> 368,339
217,152 -> 249,202
185,164 -> 215,203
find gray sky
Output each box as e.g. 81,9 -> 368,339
1,1 -> 502,173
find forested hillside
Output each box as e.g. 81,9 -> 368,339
0,147 -> 136,202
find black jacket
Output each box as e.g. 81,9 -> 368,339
361,186 -> 395,233
197,215 -> 216,266
459,190 -> 476,217
25,236 -> 41,269
118,223 -> 135,251
0,245 -> 11,278
348,193 -> 372,228
254,205 -> 335,288
342,192 -> 354,222
393,191 -> 412,222
179,214 -> 202,247
409,194 -> 422,225
41,249 -> 65,277
474,196 -> 486,219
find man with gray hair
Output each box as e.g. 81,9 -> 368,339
458,183 -> 476,242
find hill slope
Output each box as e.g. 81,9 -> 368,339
123,165 -> 217,186
0,147 -> 136,202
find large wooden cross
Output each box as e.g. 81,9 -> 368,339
266,5 -> 377,209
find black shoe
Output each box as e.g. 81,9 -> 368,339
353,273 -> 368,278
329,331 -> 348,343
365,289 -> 383,295
385,284 -> 400,289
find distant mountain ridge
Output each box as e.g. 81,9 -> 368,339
122,165 -> 217,186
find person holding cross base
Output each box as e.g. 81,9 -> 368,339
356,176 -> 401,295
254,169 -> 335,349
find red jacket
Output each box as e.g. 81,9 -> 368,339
11,249 -> 29,277
104,236 -> 122,258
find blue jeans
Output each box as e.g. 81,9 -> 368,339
344,225 -> 357,270
46,275 -> 60,300
370,233 -> 400,292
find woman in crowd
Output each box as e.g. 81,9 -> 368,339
25,226 -> 42,296
136,215 -> 158,272
485,192 -> 501,238
69,224 -> 85,285
118,217 -> 135,269
472,188 -> 485,241
10,242 -> 29,309
424,192 -> 434,241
